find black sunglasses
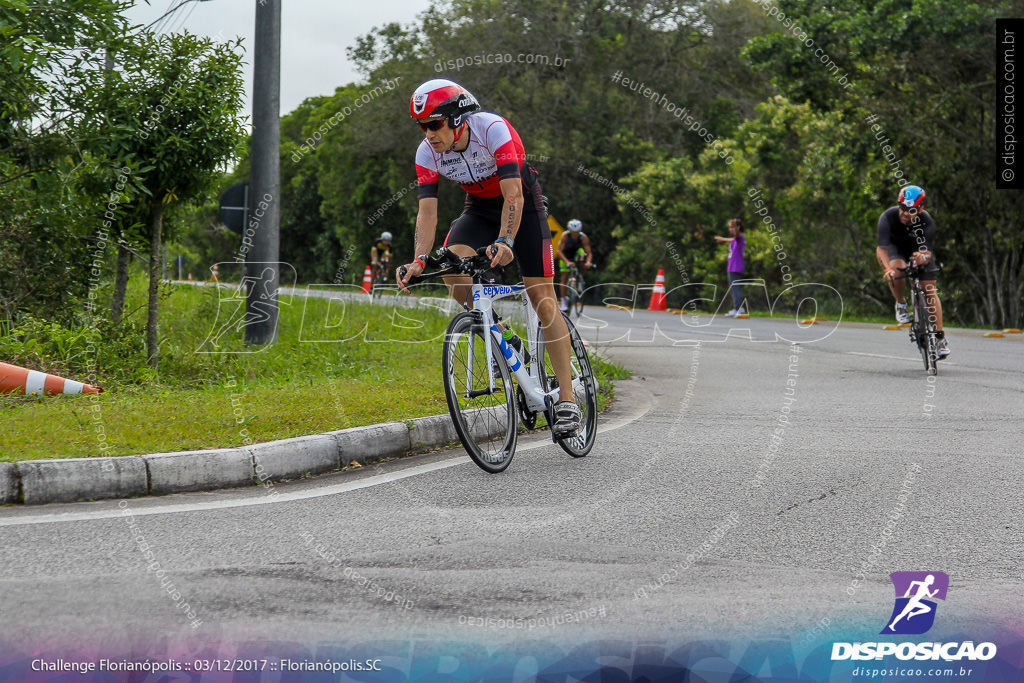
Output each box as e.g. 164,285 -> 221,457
417,119 -> 446,132
899,205 -> 922,216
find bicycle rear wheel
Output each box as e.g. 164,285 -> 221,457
442,312 -> 518,472
540,312 -> 598,458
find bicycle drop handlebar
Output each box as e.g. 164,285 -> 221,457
399,246 -> 501,286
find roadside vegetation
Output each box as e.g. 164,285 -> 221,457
0,278 -> 627,461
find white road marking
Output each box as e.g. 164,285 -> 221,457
848,351 -> 955,365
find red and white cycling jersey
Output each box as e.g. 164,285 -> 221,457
415,111 -> 526,200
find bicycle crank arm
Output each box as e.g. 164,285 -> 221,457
466,388 -> 500,398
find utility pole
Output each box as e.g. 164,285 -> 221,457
246,0 -> 281,346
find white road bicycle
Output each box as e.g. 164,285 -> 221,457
402,247 -> 598,473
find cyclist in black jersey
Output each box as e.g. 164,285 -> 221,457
876,185 -> 949,359
556,219 -> 593,312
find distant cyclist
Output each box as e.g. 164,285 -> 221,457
557,219 -> 593,312
876,185 -> 949,358
371,231 -> 393,282
396,78 -> 582,436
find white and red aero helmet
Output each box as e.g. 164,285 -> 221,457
409,79 -> 480,127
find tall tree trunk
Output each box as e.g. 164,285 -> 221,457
110,241 -> 132,324
147,200 -> 163,369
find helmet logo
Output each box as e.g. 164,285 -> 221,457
412,93 -> 428,115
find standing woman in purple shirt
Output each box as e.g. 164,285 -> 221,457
715,218 -> 746,316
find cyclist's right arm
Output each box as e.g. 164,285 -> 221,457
399,197 -> 438,290
876,246 -> 898,280
876,211 -> 898,280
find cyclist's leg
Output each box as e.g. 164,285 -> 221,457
513,210 -> 575,407
887,248 -> 908,303
920,279 -> 943,331
525,277 -> 574,402
558,260 -> 570,306
442,211 -> 493,308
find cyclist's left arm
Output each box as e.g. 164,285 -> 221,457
491,177 -> 523,268
581,233 -> 594,265
911,213 -> 937,265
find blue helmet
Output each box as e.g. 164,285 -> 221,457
897,185 -> 926,209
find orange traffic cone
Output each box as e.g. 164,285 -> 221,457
0,361 -> 103,396
362,264 -> 373,293
648,269 -> 667,311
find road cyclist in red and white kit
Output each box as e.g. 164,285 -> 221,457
396,78 -> 582,436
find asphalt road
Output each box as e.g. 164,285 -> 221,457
1,307 -> 1021,674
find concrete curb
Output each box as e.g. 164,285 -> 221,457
0,462 -> 19,504
18,456 -> 148,505
328,422 -> 413,467
249,435 -> 340,483
146,448 -> 254,495
4,415 -> 461,506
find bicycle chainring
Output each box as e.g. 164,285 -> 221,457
517,385 -> 537,430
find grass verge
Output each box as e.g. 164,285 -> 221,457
1,279 -> 628,461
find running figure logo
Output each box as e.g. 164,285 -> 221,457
881,571 -> 949,635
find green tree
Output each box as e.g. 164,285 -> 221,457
334,0 -> 772,278
76,31 -> 246,366
0,0 -> 132,321
744,0 -> 1021,326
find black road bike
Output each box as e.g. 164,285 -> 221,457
897,262 -> 943,376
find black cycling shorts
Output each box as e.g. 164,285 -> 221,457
444,196 -> 554,278
886,245 -> 939,281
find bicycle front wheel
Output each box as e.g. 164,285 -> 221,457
571,277 -> 585,320
442,312 -> 518,472
373,264 -> 388,291
912,289 -> 937,376
541,312 -> 598,458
